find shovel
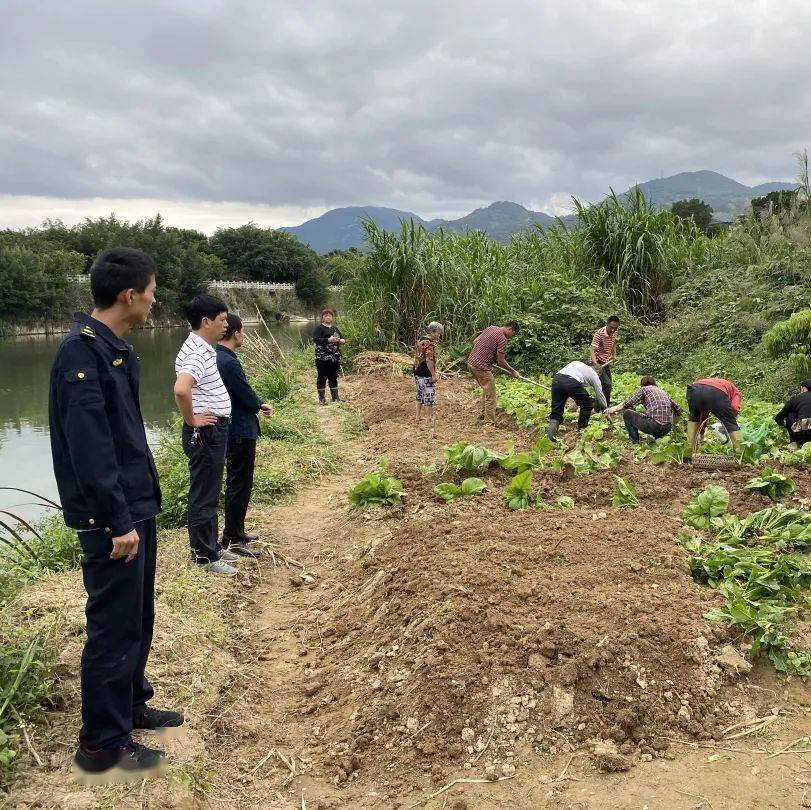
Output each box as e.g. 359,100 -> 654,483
494,366 -> 551,391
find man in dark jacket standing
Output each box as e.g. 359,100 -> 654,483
217,314 -> 273,556
49,248 -> 182,782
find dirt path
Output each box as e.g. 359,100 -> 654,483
211,374 -> 810,810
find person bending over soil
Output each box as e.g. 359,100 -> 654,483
467,322 -> 520,425
547,360 -> 607,440
685,377 -> 742,455
313,308 -> 345,405
413,321 -> 444,432
604,375 -> 681,443
774,379 -> 811,450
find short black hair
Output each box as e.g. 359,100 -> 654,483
90,247 -> 156,308
223,313 -> 243,340
183,294 -> 228,330
640,375 -> 656,387
607,315 -> 621,324
505,320 -> 521,333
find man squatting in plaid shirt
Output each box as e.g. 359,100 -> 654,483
604,376 -> 681,443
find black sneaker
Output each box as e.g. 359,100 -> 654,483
133,705 -> 185,732
73,740 -> 165,784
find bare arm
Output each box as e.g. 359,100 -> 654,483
173,373 -> 217,427
496,349 -> 518,377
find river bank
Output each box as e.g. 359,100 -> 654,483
3,370 -> 810,808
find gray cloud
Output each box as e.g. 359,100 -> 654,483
1,0 -> 809,223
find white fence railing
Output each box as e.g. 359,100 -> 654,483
69,277 -> 338,292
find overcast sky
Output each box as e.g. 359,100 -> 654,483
1,1 -> 808,232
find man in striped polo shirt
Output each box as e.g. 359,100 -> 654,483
589,315 -> 619,409
467,322 -> 520,425
173,294 -> 237,576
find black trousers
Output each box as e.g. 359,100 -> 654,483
686,384 -> 740,431
182,421 -> 228,563
79,517 -> 156,749
223,437 -> 257,545
316,360 -> 340,397
623,410 -> 671,443
550,373 -> 594,428
597,363 -> 612,410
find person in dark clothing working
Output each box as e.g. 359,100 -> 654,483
49,248 -> 181,781
685,377 -> 742,455
217,314 -> 273,556
547,360 -> 607,439
174,295 -> 236,576
604,376 -> 681,442
774,379 -> 811,450
313,308 -> 345,404
589,315 -> 619,410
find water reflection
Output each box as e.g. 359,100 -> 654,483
0,322 -> 310,520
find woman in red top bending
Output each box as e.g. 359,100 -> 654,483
685,377 -> 743,455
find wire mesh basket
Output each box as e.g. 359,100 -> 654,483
691,453 -> 737,470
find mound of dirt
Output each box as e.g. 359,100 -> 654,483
301,507 -> 750,787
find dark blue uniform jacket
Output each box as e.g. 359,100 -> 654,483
215,345 -> 264,441
48,313 -> 161,536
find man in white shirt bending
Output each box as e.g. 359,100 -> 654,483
173,294 -> 236,576
547,360 -> 607,440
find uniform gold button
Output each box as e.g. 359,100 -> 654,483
88,518 -> 95,525
113,358 -> 123,366
77,372 -> 85,379
104,527 -> 111,533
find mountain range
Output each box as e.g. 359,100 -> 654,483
282,170 -> 795,253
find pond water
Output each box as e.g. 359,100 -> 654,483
0,322 -> 311,523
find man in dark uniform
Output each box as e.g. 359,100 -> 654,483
49,247 -> 182,781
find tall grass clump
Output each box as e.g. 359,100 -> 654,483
565,187 -> 708,319
342,218 -> 623,361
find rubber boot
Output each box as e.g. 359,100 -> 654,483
727,430 -> 743,447
317,388 -> 327,406
329,386 -> 340,403
685,421 -> 699,458
547,419 -> 561,441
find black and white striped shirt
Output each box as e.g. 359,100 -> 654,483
175,332 -> 232,417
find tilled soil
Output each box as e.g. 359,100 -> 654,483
285,374 -> 810,795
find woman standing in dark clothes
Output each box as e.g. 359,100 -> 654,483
313,308 -> 345,405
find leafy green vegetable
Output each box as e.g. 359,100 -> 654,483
434,477 -> 488,503
612,476 -> 640,508
745,469 -> 796,502
555,495 -> 575,509
419,463 -> 438,475
649,436 -> 688,464
443,442 -> 504,473
683,505 -> 811,676
348,461 -> 405,507
502,470 -> 534,509
682,485 -> 730,530
499,438 -> 554,473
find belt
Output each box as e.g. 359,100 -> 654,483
215,416 -> 231,425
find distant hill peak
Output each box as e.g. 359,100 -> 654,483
282,170 -> 795,253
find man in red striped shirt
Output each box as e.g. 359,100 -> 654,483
589,316 -> 619,409
686,377 -> 743,454
467,322 -> 520,424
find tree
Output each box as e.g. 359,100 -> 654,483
208,224 -> 319,283
751,189 -> 800,218
671,199 -> 714,232
295,263 -> 330,311
321,248 -> 365,284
